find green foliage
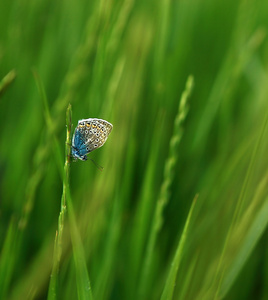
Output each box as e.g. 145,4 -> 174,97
1,0 -> 268,299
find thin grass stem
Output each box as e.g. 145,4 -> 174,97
138,75 -> 194,298
47,104 -> 72,299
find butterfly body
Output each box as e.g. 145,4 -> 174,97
72,118 -> 113,161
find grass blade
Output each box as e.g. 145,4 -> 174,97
161,194 -> 198,300
33,69 -> 64,179
66,189 -> 94,300
213,111 -> 268,298
0,219 -> 18,299
138,75 -> 194,298
220,195 -> 268,298
0,70 -> 16,97
48,104 -> 72,299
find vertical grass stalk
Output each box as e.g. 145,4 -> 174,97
138,75 -> 194,298
65,183 -> 94,300
48,104 -> 72,299
63,105 -> 93,300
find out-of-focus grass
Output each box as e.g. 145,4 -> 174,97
0,0 -> 268,299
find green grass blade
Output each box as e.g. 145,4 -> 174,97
220,196 -> 268,298
213,111 -> 268,298
47,233 -> 59,300
0,219 -> 18,299
128,111 -> 167,297
178,251 -> 200,300
193,14 -> 265,151
94,192 -> 122,300
48,104 -> 72,300
33,69 -> 64,179
161,194 -> 197,300
64,104 -> 93,300
66,188 -> 93,300
138,75 -> 194,299
0,69 -> 16,97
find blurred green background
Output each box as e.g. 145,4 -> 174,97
1,0 -> 268,299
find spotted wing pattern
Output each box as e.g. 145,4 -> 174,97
72,118 -> 113,161
77,118 -> 113,152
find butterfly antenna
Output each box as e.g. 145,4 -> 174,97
88,158 -> 104,171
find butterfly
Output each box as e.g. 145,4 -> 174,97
72,118 -> 113,161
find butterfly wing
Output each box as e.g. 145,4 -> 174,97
77,118 -> 113,153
